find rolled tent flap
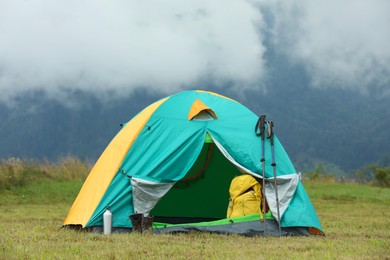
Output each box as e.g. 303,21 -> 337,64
131,177 -> 175,216
264,174 -> 299,222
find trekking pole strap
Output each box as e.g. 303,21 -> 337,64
255,115 -> 267,139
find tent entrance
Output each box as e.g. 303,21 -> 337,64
151,142 -> 242,223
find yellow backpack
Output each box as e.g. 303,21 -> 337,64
227,174 -> 263,219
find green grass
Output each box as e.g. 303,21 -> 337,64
1,166 -> 390,258
305,181 -> 390,203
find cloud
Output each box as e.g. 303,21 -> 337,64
0,0 -> 266,102
257,0 -> 390,93
1,0 -> 389,104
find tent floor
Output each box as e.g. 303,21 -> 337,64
91,220 -> 309,236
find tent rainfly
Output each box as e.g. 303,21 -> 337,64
63,90 -> 324,236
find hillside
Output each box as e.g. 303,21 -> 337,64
0,83 -> 389,175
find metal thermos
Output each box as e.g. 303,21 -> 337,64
103,206 -> 112,235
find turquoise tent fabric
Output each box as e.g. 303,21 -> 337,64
85,90 -> 323,234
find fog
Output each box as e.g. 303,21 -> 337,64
0,0 -> 388,103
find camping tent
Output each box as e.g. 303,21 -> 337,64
63,90 -> 324,236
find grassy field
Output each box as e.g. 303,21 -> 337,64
0,159 -> 389,259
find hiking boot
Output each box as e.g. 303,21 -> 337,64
129,213 -> 143,234
142,215 -> 154,234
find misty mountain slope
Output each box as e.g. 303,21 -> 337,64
0,84 -> 388,174
250,88 -> 390,173
0,90 -> 158,160
1,35 -> 388,173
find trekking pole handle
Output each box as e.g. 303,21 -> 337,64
255,115 -> 267,139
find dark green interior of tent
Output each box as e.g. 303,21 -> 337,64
151,139 -> 243,223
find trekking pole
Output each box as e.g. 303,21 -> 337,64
267,121 -> 282,236
255,114 -> 267,234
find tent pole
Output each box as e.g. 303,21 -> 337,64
267,121 -> 282,236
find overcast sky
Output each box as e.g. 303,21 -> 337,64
0,0 -> 389,103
